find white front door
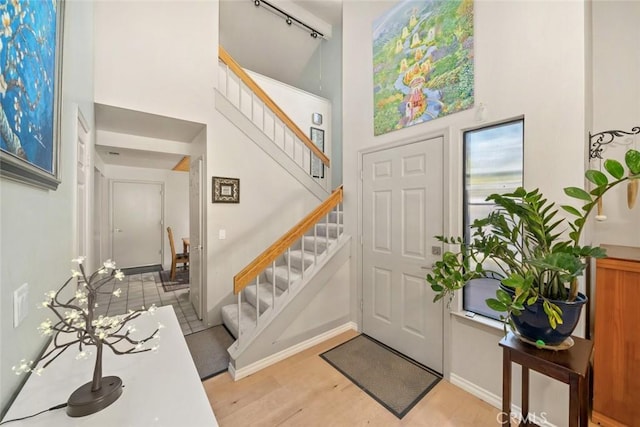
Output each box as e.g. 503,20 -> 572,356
112,181 -> 163,268
362,137 -> 444,372
189,157 -> 204,319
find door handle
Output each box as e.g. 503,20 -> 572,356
114,228 -> 122,233
421,264 -> 437,270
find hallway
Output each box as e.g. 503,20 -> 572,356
94,271 -> 207,335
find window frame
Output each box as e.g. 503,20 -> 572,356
461,117 -> 524,320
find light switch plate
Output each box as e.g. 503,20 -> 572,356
219,229 -> 226,240
14,283 -> 29,327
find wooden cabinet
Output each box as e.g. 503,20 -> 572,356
592,245 -> 640,427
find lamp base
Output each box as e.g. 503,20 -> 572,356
66,376 -> 123,417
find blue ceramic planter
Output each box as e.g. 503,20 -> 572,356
503,287 -> 588,346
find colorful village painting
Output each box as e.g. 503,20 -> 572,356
373,0 -> 474,136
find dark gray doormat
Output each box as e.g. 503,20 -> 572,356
120,264 -> 163,276
185,325 -> 235,380
320,334 -> 441,419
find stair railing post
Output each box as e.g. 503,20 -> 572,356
272,260 -> 276,309
255,275 -> 260,326
301,237 -> 305,279
287,248 -> 292,293
326,213 -> 330,248
237,292 -> 241,345
337,203 -> 342,240
314,224 -> 318,264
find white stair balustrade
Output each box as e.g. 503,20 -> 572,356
217,53 -> 330,193
221,194 -> 344,356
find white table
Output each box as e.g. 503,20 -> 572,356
2,306 -> 218,426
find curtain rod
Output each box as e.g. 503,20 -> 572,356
253,0 -> 324,39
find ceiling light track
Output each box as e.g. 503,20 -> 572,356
253,0 -> 324,39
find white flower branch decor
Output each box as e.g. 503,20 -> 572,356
12,257 -> 162,417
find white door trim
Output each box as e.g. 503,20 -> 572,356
357,128 -> 454,378
75,106 -> 92,268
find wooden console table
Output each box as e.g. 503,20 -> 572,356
499,332 -> 593,427
1,306 -> 217,426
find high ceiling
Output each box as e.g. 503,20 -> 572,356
96,0 -> 342,170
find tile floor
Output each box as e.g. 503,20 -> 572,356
94,271 -> 208,335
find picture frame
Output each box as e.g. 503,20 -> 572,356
0,0 -> 65,190
312,112 -> 323,126
212,176 -> 240,203
310,127 -> 325,179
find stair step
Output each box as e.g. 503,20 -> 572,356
244,282 -> 284,313
221,302 -> 257,339
264,265 -> 302,291
314,223 -> 343,238
289,249 -> 316,271
302,235 -> 336,254
328,211 -> 343,224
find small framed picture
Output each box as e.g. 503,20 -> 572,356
310,127 -> 325,179
312,112 -> 323,126
212,176 -> 240,203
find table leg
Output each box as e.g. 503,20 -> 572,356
502,348 -> 512,426
522,366 -> 529,424
569,374 -> 579,427
579,373 -> 588,427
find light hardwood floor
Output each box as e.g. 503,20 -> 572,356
204,330 -> 598,426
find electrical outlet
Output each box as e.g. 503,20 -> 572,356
13,283 -> 29,327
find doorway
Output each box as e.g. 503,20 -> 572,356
189,156 -> 204,319
111,180 -> 163,268
361,136 -> 444,372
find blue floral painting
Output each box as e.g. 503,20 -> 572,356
0,0 -> 61,183
373,0 -> 474,136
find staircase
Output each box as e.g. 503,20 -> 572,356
222,188 -> 345,357
216,47 -> 349,375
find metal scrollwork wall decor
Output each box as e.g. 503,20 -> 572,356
589,126 -> 640,159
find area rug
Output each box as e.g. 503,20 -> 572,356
159,269 -> 190,292
185,326 -> 235,380
120,264 -> 163,276
320,334 -> 441,419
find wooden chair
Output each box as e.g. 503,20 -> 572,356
167,226 -> 189,281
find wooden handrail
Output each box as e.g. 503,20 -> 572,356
219,46 -> 330,168
234,186 -> 343,294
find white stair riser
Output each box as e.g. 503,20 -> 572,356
221,302 -> 257,339
289,250 -> 315,271
328,211 -> 343,223
302,236 -> 333,253
314,223 -> 343,238
264,266 -> 300,291
244,283 -> 281,314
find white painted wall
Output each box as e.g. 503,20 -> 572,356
247,69 -> 332,184
205,110 -> 326,325
94,0 -> 218,323
297,27 -> 344,187
343,1 -> 589,425
101,165 -> 189,270
0,0 -> 95,414
592,0 -> 640,248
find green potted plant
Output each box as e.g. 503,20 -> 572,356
426,148 -> 640,347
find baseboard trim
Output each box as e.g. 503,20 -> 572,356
449,373 -> 557,427
231,321 -> 358,381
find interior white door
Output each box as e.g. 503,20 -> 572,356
112,181 -> 163,268
362,137 -> 444,372
189,157 -> 204,319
